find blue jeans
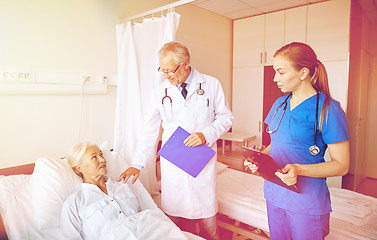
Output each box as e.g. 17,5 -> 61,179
266,201 -> 330,240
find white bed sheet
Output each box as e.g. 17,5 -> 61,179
217,167 -> 268,232
217,167 -> 377,240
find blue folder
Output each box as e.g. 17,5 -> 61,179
158,126 -> 216,178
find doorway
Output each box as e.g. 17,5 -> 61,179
262,65 -> 283,147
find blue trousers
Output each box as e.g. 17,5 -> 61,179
266,201 -> 330,240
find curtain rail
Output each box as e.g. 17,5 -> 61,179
122,0 -> 196,22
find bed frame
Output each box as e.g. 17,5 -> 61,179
0,163 -> 35,240
217,213 -> 270,240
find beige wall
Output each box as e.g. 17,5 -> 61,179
0,0 -> 119,73
0,90 -> 117,168
0,0 -> 120,168
175,4 -> 233,105
0,1 -> 233,169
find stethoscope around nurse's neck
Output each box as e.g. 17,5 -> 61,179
266,91 -> 321,156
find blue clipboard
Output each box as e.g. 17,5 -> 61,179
158,126 -> 216,178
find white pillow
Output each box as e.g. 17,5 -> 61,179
31,158 -> 82,230
0,175 -> 41,239
0,174 -> 67,239
0,175 -> 30,211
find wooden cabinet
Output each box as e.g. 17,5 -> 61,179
232,10 -> 292,145
264,11 -> 285,65
285,5 -> 307,44
307,0 -> 351,61
233,11 -> 285,67
233,15 -> 264,68
232,67 -> 263,144
232,0 -> 351,147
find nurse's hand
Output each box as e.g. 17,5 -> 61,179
275,164 -> 298,186
117,167 -> 140,184
244,159 -> 258,173
184,132 -> 206,147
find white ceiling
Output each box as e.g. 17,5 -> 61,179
190,0 -> 377,23
191,0 -> 326,19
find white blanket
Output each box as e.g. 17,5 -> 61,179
104,209 -> 188,240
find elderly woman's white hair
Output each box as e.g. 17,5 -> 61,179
67,142 -> 96,168
158,41 -> 190,65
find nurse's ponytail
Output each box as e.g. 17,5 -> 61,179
274,42 -> 331,131
312,60 -> 331,131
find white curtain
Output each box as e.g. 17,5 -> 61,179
113,12 -> 181,194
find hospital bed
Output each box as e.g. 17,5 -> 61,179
0,157 -> 203,240
216,162 -> 377,240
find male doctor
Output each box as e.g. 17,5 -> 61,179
118,41 -> 233,240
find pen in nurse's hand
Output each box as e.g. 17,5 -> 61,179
207,98 -> 209,107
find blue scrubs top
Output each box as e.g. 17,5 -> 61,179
264,93 -> 348,215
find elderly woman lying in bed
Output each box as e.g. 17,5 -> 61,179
60,143 -> 188,240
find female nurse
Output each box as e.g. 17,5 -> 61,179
245,42 -> 350,240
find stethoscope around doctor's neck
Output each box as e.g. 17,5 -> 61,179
266,91 -> 321,156
161,83 -> 204,106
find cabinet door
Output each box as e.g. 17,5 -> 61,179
285,5 -> 307,44
233,15 -> 264,68
264,11 -> 285,65
323,60 -> 349,110
307,0 -> 351,61
232,67 -> 263,144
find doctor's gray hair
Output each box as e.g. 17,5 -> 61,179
158,41 -> 190,64
67,142 -> 94,168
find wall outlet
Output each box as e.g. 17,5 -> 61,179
1,71 -> 33,82
81,74 -> 96,84
100,75 -> 108,84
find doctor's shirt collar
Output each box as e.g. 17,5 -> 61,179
178,67 -> 193,90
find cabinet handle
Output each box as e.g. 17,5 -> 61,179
260,52 -> 263,64
265,52 -> 267,64
259,121 -> 261,132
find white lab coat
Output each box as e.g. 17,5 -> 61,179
133,68 -> 233,219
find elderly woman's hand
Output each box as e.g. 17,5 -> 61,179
117,167 -> 140,184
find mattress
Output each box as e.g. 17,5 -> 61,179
217,167 -> 268,232
216,167 -> 377,240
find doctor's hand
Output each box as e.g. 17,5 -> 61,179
117,167 -> 140,184
184,132 -> 206,147
243,159 -> 258,173
275,164 -> 298,186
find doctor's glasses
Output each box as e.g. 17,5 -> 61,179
158,64 -> 181,76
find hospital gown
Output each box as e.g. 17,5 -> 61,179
60,178 -> 188,240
